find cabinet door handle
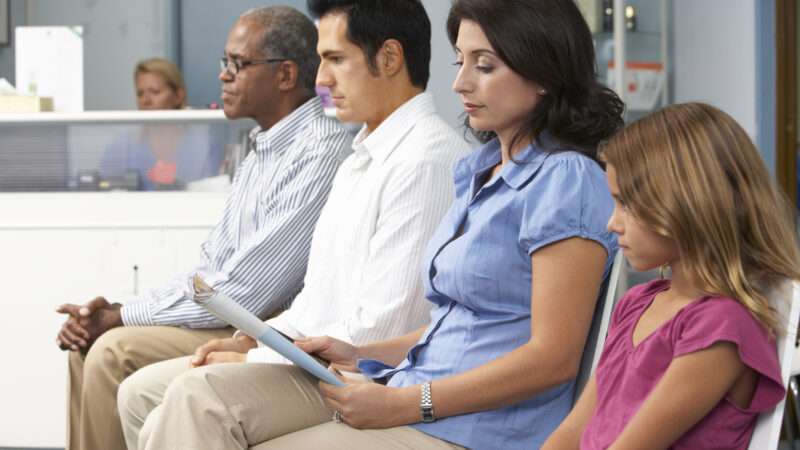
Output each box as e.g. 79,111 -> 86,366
133,265 -> 139,295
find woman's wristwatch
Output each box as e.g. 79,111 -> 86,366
420,382 -> 436,423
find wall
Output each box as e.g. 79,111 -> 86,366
672,0 -> 760,150
423,0 -> 463,128
0,1 -> 772,159
23,0 -> 177,110
180,0 -> 305,109
0,1 -> 468,126
180,0 -> 464,128
0,0 -> 28,86
756,1 -> 776,176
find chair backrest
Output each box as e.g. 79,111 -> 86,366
747,281 -> 800,450
574,251 -> 625,403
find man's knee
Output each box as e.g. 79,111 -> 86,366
163,366 -> 210,402
138,404 -> 162,450
83,327 -> 141,382
117,357 -> 175,423
68,347 -> 85,371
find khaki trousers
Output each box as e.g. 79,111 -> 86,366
117,355 -> 194,450
67,325 -> 233,450
136,361 -> 464,450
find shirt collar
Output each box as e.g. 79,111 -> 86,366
350,92 -> 436,166
252,96 -> 324,155
457,133 -> 556,192
502,140 -> 551,190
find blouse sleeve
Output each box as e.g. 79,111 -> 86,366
674,298 -> 785,412
518,153 -> 616,258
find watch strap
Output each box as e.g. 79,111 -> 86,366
420,382 -> 435,423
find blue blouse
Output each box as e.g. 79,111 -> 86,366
359,138 -> 617,450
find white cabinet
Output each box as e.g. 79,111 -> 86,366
0,192 -> 226,448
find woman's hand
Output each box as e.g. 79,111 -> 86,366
319,378 -> 418,429
295,336 -> 360,372
190,334 -> 256,367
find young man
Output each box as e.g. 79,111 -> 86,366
57,6 -> 352,450
117,1 -> 470,449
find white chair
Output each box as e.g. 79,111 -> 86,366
574,251 -> 625,402
747,281 -> 800,450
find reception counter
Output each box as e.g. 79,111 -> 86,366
0,110 -> 247,447
0,110 -> 253,192
0,192 -> 227,447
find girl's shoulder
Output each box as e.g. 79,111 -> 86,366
671,292 -> 785,413
676,293 -> 769,340
670,292 -> 779,376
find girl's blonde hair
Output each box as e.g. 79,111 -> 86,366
134,58 -> 186,108
601,102 -> 800,335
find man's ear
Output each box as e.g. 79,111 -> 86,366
277,61 -> 300,91
378,39 -> 405,78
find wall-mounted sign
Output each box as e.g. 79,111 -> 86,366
607,61 -> 665,111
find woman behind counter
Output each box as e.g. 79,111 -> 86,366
100,58 -> 223,190
133,57 -> 186,111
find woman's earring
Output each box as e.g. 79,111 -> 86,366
538,88 -> 547,95
659,264 -> 670,279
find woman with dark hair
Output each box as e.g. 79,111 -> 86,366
446,0 -> 623,157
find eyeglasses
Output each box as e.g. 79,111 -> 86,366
219,56 -> 289,75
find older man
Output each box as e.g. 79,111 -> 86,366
56,6 -> 351,450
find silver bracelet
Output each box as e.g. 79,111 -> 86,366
420,382 -> 436,423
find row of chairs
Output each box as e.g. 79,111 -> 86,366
579,253 -> 800,450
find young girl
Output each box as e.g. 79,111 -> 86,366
543,102 -> 800,450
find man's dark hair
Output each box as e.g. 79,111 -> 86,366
307,0 -> 431,89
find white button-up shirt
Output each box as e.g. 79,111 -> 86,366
248,92 -> 471,363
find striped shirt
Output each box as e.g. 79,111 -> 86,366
122,97 -> 352,328
247,92 -> 471,363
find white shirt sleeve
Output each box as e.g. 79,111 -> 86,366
245,346 -> 293,365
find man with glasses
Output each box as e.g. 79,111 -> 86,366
55,7 -> 351,450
